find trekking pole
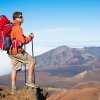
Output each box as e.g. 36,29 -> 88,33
31,39 -> 35,84
24,45 -> 27,84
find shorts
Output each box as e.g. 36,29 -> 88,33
9,51 -> 35,71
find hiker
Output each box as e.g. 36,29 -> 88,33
7,12 -> 37,93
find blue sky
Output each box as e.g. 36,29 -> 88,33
0,0 -> 100,52
0,0 -> 100,75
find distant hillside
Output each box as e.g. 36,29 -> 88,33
84,46 -> 100,59
47,86 -> 100,100
35,45 -> 100,76
70,68 -> 100,82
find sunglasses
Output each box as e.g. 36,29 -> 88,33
17,15 -> 23,19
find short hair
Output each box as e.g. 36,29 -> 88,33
13,12 -> 22,20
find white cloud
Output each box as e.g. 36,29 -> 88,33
26,45 -> 54,56
35,27 -> 80,34
0,51 -> 12,76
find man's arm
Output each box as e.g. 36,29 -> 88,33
12,26 -> 32,44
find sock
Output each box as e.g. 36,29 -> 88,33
12,81 -> 16,90
28,76 -> 32,82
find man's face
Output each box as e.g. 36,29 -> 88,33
16,15 -> 24,23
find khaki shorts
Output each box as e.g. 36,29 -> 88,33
9,51 -> 35,71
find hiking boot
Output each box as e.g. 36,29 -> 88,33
26,80 -> 38,88
11,89 -> 21,95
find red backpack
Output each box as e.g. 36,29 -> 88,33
0,15 -> 12,50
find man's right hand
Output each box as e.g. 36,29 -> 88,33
30,33 -> 34,38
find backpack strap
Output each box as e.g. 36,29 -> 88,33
0,29 -> 5,50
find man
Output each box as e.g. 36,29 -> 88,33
8,12 -> 37,94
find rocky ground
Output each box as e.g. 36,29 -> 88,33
0,85 -> 48,100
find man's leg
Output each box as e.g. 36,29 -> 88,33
11,70 -> 17,90
26,60 -> 38,87
28,60 -> 36,82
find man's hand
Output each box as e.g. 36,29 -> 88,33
30,33 -> 34,38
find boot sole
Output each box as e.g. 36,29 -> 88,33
25,83 -> 38,88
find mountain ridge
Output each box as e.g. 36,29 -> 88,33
35,45 -> 100,78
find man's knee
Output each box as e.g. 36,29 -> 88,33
32,59 -> 36,65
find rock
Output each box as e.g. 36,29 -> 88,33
0,85 -> 48,100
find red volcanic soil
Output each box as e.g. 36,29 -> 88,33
47,86 -> 100,100
0,71 -> 70,88
73,81 -> 100,89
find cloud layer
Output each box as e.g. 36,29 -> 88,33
35,27 -> 80,34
